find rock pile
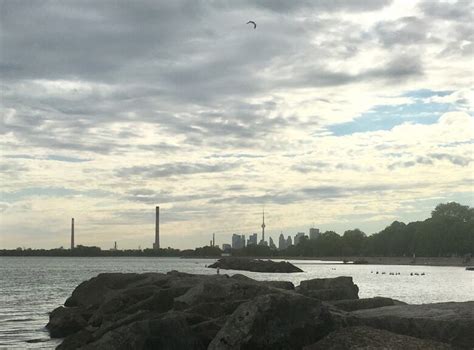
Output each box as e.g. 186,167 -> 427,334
208,258 -> 303,273
47,271 -> 473,349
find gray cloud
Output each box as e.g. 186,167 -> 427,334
0,0 -> 450,157
117,161 -> 239,178
124,189 -> 212,204
429,153 -> 472,166
373,17 -> 431,47
388,153 -> 471,170
419,0 -> 473,21
209,182 -> 427,205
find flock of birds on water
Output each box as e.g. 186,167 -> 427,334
371,271 -> 426,276
329,268 -> 427,276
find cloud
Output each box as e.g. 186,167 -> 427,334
117,162 -> 239,178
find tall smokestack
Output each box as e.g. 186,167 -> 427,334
212,233 -> 215,247
153,206 -> 160,250
71,218 -> 75,249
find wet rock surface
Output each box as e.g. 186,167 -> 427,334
208,257 -> 303,273
48,271 -> 474,349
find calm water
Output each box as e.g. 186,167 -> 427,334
0,257 -> 473,349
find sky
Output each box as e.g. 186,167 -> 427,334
0,0 -> 473,250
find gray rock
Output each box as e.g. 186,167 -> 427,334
262,280 -> 295,290
303,326 -> 454,350
297,276 -> 359,301
349,301 -> 474,348
64,273 -> 153,308
208,293 -> 335,350
49,272 -> 474,350
230,274 -> 295,290
208,258 -> 303,273
46,306 -> 89,338
330,297 -> 406,311
57,329 -> 93,350
191,316 -> 228,347
173,277 -> 274,310
82,312 -> 205,350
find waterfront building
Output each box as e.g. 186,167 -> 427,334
309,228 -> 320,240
294,232 -> 306,245
232,234 -> 246,249
247,233 -> 258,246
269,237 -> 277,250
278,233 -> 286,250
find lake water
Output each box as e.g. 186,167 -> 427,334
0,256 -> 473,349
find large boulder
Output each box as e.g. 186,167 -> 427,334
46,306 -> 90,338
208,293 -> 336,350
303,326 -> 454,350
81,312 -> 205,350
49,271 -> 474,350
297,276 -> 359,301
330,297 -> 406,312
64,273 -> 154,308
349,301 -> 474,348
208,258 -> 303,273
173,276 -> 275,310
261,280 -> 295,290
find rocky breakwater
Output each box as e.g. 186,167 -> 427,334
47,272 -> 473,349
208,257 -> 303,273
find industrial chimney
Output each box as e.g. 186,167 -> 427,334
71,218 -> 75,249
153,206 -> 160,250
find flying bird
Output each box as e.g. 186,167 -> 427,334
247,21 -> 256,29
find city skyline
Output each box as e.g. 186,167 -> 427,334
1,1 -> 473,250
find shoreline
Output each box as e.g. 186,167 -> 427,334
1,255 -> 470,267
277,256 -> 470,267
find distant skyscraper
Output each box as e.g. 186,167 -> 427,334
269,237 -> 276,250
247,233 -> 258,246
71,218 -> 75,249
309,228 -> 320,240
212,233 -> 215,247
286,235 -> 292,247
153,206 -> 160,250
232,234 -> 246,249
294,232 -> 306,245
278,233 -> 286,250
261,210 -> 266,243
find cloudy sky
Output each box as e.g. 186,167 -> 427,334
1,0 -> 473,250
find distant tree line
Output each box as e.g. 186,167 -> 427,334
225,202 -> 473,258
1,202 -> 472,258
